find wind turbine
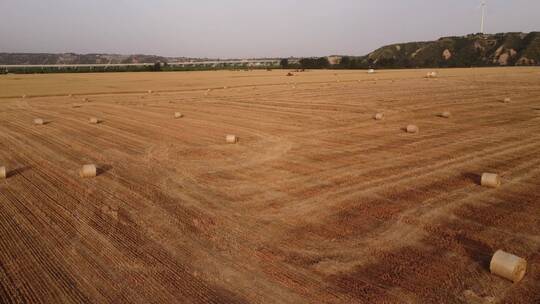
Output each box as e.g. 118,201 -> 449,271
480,1 -> 487,34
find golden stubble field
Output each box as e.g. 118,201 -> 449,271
1,68 -> 539,303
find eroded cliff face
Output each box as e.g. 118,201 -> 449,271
361,32 -> 540,68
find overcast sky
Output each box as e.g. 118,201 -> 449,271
1,0 -> 539,58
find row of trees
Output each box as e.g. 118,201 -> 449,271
0,62 -> 280,74
1,57 -> 375,74
280,57 -> 331,69
280,57 -> 373,70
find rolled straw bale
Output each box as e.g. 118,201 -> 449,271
148,90 -> 153,94
373,113 -> 384,120
226,135 -> 238,144
223,86 -> 228,89
481,173 -> 501,188
406,125 -> 419,133
89,117 -> 100,124
503,97 -> 511,103
34,118 -> 44,125
368,69 -> 375,74
426,71 -> 438,78
439,111 -> 451,118
174,112 -> 183,118
79,164 -> 97,178
0,166 -> 6,179
490,250 -> 527,283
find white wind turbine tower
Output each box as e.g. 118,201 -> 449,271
480,1 -> 487,34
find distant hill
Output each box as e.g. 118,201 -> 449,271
1,32 -> 539,69
0,53 -> 181,65
358,32 -> 540,68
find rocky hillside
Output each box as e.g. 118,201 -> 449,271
361,32 -> 540,68
2,32 -> 539,69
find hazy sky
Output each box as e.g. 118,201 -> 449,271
1,0 -> 539,58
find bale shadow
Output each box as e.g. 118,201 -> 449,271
457,234 -> 493,270
7,165 -> 32,178
96,164 -> 113,176
461,172 -> 481,185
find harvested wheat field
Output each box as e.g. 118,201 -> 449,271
1,68 -> 540,303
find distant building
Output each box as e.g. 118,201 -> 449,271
327,56 -> 342,65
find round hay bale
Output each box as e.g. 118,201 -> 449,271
79,164 -> 97,178
481,173 -> 501,188
22,94 -> 27,99
148,90 -> 153,94
503,97 -> 511,103
0,166 -> 6,179
373,113 -> 384,120
439,111 -> 452,118
368,69 -> 375,74
490,250 -> 527,283
89,117 -> 100,124
426,71 -> 438,78
406,125 -> 419,133
83,98 -> 89,102
34,118 -> 44,125
226,135 -> 238,144
174,112 -> 183,119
